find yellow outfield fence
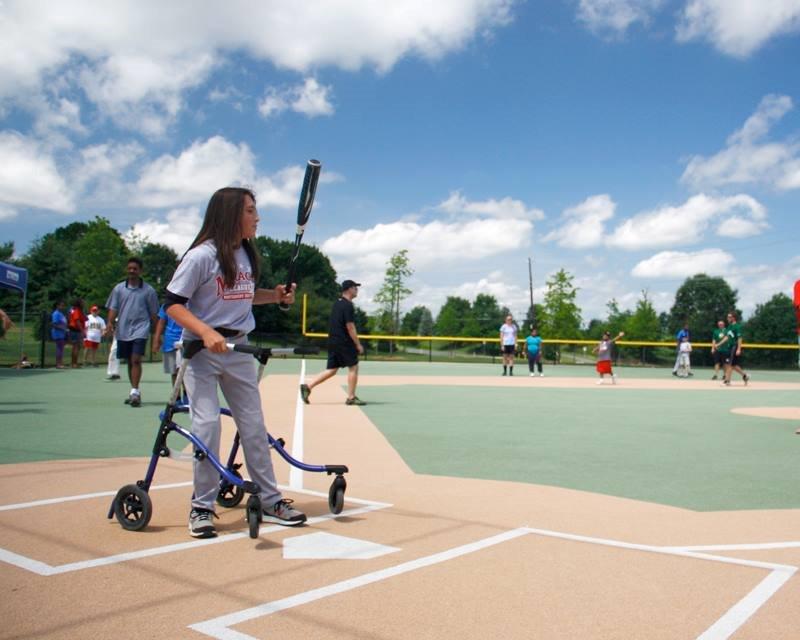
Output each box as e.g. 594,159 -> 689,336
299,295 -> 800,368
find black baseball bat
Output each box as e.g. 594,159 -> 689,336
279,159 -> 321,311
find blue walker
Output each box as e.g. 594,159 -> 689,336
107,341 -> 348,538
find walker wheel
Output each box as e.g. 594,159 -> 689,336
328,475 -> 346,515
217,469 -> 244,508
113,484 -> 152,531
246,495 -> 261,539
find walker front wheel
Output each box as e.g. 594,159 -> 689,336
246,495 -> 261,539
113,484 -> 152,531
328,475 -> 346,515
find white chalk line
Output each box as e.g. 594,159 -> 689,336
288,359 -> 305,491
0,484 -> 391,576
188,528 -> 531,639
0,481 -> 194,512
189,526 -> 800,640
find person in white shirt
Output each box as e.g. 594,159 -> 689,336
676,335 -> 692,377
83,305 -> 107,367
498,315 -> 519,376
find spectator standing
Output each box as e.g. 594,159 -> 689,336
676,335 -> 692,377
300,280 -> 366,406
525,326 -> 543,377
153,303 -> 186,402
67,298 -> 87,368
83,305 -> 106,367
720,312 -> 750,386
50,301 -> 68,369
0,308 -> 13,338
106,334 -> 121,380
593,330 -> 624,385
710,319 -> 726,380
105,257 -> 159,407
499,315 -> 519,376
672,322 -> 691,376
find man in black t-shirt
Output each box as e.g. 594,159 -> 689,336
300,280 -> 366,406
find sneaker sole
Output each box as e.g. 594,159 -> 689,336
262,515 -> 306,526
189,526 -> 217,538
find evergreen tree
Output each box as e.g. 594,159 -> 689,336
745,293 -> 796,368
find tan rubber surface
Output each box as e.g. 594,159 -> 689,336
1,373 -> 799,639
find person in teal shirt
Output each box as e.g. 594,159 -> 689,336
525,326 -> 543,377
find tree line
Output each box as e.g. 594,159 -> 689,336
368,254 -> 797,368
2,228 -> 796,367
0,217 -> 348,338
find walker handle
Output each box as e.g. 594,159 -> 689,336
182,341 -> 318,359
229,344 -> 320,358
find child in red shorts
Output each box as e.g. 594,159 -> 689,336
593,331 -> 624,385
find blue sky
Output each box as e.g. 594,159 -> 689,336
1,0 -> 799,322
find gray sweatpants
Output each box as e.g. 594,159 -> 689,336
184,346 -> 281,512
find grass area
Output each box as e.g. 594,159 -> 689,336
0,363 -> 189,463
358,383 -> 800,511
2,357 -> 799,512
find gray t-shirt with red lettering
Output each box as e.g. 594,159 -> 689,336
167,241 -> 255,339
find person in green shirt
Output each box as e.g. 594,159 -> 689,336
710,319 -> 727,380
717,312 -> 750,386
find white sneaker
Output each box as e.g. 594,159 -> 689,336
539,373 -> 544,377
596,380 -> 604,385
611,375 -> 617,385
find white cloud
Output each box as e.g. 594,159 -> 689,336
681,94 -> 800,191
577,0 -> 664,36
32,97 -> 86,137
132,137 -> 330,211
258,78 -> 334,119
436,191 -> 544,221
126,207 -> 203,256
631,248 -> 735,278
728,256 -> 800,316
778,159 -> 800,189
0,132 -> 75,214
608,194 -> 767,250
135,136 -> 258,208
0,204 -> 17,221
676,0 -> 800,57
543,194 -> 616,249
322,217 -> 532,275
0,1 -> 513,134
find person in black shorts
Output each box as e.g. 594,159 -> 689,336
300,280 -> 366,406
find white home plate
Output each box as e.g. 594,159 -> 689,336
283,532 -> 400,560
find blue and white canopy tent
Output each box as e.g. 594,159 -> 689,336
0,261 -> 28,365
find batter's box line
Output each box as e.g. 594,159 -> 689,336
0,484 -> 392,576
189,526 -> 798,640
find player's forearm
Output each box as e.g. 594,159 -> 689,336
253,284 -> 295,305
346,323 -> 361,349
167,305 -> 214,341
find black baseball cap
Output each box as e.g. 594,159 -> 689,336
341,279 -> 361,291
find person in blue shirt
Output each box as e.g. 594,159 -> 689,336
50,300 -> 68,369
525,326 -> 544,377
153,303 -> 187,402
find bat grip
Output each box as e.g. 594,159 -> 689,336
279,268 -> 296,312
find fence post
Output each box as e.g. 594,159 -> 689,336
39,309 -> 47,368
